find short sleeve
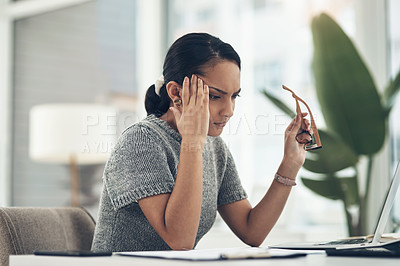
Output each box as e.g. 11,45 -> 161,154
217,144 -> 248,206
104,126 -> 176,210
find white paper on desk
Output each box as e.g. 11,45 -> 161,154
115,247 -> 306,261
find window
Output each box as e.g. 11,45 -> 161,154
388,0 -> 400,230
10,0 -> 137,216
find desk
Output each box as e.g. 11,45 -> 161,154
9,253 -> 400,266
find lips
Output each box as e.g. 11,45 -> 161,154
213,122 -> 227,128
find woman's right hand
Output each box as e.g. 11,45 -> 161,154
170,75 -> 209,148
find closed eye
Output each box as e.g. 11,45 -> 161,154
209,95 -> 220,100
209,94 -> 240,100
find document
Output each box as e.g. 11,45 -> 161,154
115,247 -> 307,261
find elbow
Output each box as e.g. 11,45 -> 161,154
161,225 -> 198,251
242,236 -> 263,247
241,233 -> 267,247
245,239 -> 263,247
167,238 -> 196,251
169,243 -> 195,251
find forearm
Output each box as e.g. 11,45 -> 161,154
219,115 -> 306,247
145,74 -> 209,250
163,140 -> 204,249
244,182 -> 291,246
245,159 -> 300,246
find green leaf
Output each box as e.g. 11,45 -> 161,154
301,175 -> 359,206
340,175 -> 359,207
311,13 -> 386,155
301,175 -> 343,200
261,89 -> 296,117
383,70 -> 400,114
303,130 -> 358,173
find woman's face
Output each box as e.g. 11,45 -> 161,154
199,60 -> 241,137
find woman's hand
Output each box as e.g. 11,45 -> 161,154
170,75 -> 209,148
280,113 -> 310,175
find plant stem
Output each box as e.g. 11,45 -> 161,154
344,202 -> 354,236
364,156 -> 374,203
359,156 -> 374,235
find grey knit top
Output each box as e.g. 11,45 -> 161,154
91,115 -> 248,252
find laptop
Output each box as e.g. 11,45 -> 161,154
270,160 -> 400,250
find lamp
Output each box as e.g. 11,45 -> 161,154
29,103 -> 117,207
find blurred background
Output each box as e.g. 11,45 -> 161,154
0,0 -> 399,248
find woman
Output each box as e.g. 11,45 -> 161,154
92,32 -> 308,252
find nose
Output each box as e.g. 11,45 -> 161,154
220,98 -> 234,118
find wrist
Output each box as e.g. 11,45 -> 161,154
181,139 -> 204,152
274,173 -> 297,186
277,157 -> 302,180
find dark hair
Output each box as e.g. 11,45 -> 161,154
145,32 -> 241,117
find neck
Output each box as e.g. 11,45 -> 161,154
159,109 -> 178,132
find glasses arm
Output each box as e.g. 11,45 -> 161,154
282,85 -> 322,147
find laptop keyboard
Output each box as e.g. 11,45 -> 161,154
326,247 -> 400,257
316,238 -> 368,246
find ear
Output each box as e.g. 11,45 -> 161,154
165,81 -> 181,102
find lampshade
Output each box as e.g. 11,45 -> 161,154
29,103 -> 118,165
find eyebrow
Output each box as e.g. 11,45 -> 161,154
209,87 -> 241,95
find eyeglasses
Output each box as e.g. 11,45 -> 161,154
283,85 -> 322,151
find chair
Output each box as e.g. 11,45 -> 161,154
0,207 -> 95,266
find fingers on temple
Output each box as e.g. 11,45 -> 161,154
203,84 -> 209,109
189,75 -> 197,105
182,76 -> 189,106
197,77 -> 203,105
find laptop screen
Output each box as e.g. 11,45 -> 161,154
371,161 -> 400,244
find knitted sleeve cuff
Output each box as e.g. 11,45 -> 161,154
108,182 -> 175,209
217,189 -> 248,206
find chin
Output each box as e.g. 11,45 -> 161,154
207,127 -> 224,137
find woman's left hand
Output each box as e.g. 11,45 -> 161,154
282,112 -> 310,171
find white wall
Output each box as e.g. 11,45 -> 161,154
0,0 -> 12,206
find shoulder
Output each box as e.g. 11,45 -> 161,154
208,136 -> 229,154
118,115 -> 173,146
206,136 -> 233,165
119,120 -> 154,143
